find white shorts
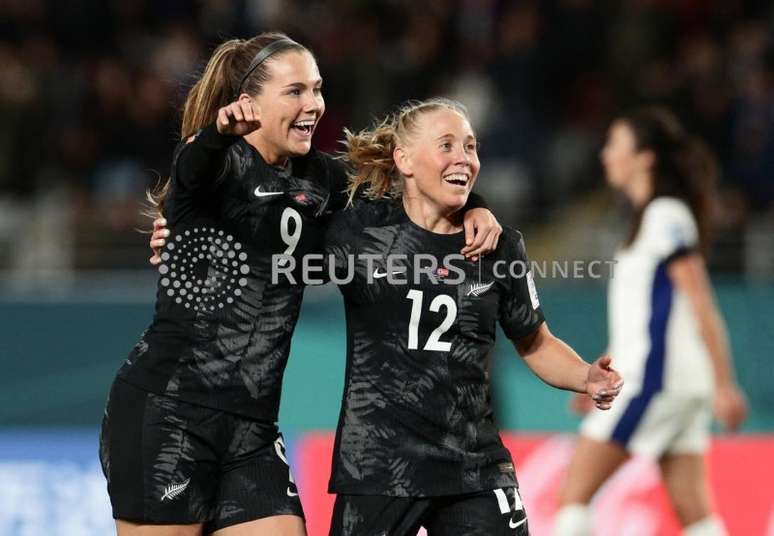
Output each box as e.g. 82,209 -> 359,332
580,390 -> 711,457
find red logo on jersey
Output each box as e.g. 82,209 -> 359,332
434,267 -> 449,278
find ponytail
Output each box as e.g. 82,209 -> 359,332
146,33 -> 308,218
621,106 -> 719,254
670,136 -> 718,254
180,40 -> 243,138
344,117 -> 402,202
343,97 -> 470,203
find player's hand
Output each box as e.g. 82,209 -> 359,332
149,217 -> 169,265
461,208 -> 502,261
217,97 -> 261,137
585,355 -> 623,411
713,382 -> 747,432
570,392 -> 595,415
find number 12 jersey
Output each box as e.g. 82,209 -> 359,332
325,199 -> 545,497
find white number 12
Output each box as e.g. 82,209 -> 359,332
406,290 -> 457,352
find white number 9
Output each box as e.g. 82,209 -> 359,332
279,207 -> 302,266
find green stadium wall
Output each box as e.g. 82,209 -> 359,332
1,282 -> 771,432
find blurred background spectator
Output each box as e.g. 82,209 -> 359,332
0,0 -> 772,285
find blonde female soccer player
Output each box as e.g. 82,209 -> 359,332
323,98 -> 623,535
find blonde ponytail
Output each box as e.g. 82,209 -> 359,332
344,116 -> 402,202
343,97 -> 470,203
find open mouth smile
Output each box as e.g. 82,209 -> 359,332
291,119 -> 316,136
443,172 -> 471,187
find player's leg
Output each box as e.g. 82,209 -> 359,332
100,379 -> 220,535
554,436 -> 628,536
207,428 -> 306,535
328,494 -> 428,536
658,454 -> 723,532
558,436 -> 629,504
423,487 -> 528,536
210,515 -> 305,536
116,520 -> 203,536
557,389 -> 639,508
659,399 -> 726,536
104,387 -> 201,536
555,391 -> 634,535
555,390 -> 684,535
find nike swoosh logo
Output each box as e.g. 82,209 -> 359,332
509,517 -> 527,529
373,269 -> 406,279
254,186 -> 284,197
286,487 -> 298,497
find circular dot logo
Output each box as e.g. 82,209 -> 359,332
158,227 -> 249,312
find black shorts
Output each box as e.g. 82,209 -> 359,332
99,378 -> 303,532
329,487 -> 528,536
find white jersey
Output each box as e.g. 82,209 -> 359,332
608,197 -> 714,397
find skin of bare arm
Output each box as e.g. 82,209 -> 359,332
513,323 -> 623,410
667,253 -> 748,431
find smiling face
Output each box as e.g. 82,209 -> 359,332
250,49 -> 324,162
394,107 -> 480,214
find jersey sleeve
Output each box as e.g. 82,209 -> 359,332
498,229 -> 545,340
324,155 -> 354,213
174,123 -> 238,195
464,192 -> 489,211
638,198 -> 699,261
324,204 -> 364,282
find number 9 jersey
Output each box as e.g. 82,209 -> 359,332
117,124 -> 349,422
324,199 -> 545,497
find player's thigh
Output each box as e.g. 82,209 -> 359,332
580,390 -> 676,458
659,453 -> 713,526
667,397 -> 711,456
211,515 -> 305,536
329,494 -> 428,536
101,379 -> 219,525
559,436 -> 629,505
116,519 -> 203,536
206,431 -> 305,533
424,487 -> 528,536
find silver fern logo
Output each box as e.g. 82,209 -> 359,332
161,478 -> 191,501
158,227 -> 250,312
466,281 -> 494,297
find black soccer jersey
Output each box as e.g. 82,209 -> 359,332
117,124 -> 349,421
325,199 -> 545,497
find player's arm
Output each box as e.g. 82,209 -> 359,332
511,324 -> 622,410
325,155 -> 356,213
176,98 -> 259,191
149,217 -> 169,265
668,253 -> 747,431
498,228 -> 621,409
322,205 -> 363,287
461,193 -> 502,260
149,98 -> 262,264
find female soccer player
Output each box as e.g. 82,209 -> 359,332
554,108 -> 748,536
102,33 -> 500,536
321,98 -> 624,535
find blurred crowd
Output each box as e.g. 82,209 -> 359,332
0,0 -> 772,273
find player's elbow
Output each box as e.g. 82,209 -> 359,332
513,323 -> 549,357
